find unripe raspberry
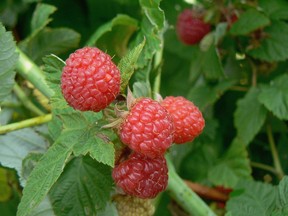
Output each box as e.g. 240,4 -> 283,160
113,195 -> 155,216
176,9 -> 211,45
112,152 -> 168,199
61,47 -> 121,112
161,96 -> 205,144
119,98 -> 174,158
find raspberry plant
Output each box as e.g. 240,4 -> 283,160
1,1 -> 288,216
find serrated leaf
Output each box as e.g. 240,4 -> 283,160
19,27 -> 80,63
234,87 -> 268,145
50,156 -> 113,216
226,179 -> 277,216
133,81 -> 151,98
230,9 -> 270,35
139,0 -> 164,30
0,22 -> 18,103
86,14 -> 138,56
259,0 -> 288,20
58,112 -> 115,167
118,39 -> 145,93
42,54 -> 65,95
0,127 -> 49,186
16,142 -> 73,216
31,3 -> 57,34
189,45 -> 224,80
248,21 -> 288,62
271,176 -> 288,215
208,138 -> 252,188
258,74 -> 288,120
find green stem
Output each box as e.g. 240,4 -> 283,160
166,155 -> 216,216
266,124 -> 285,179
152,48 -> 163,99
15,48 -> 53,99
0,114 -> 52,134
250,161 -> 279,175
13,83 -> 45,116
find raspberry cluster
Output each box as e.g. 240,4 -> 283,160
60,47 -> 205,200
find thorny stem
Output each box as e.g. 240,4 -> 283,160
152,46 -> 163,99
0,114 -> 52,135
13,83 -> 45,116
15,48 -> 53,99
166,155 -> 216,216
266,124 -> 285,179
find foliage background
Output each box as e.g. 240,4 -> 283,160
0,0 -> 288,215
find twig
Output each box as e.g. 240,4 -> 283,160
0,114 -> 52,135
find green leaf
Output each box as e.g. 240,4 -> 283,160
42,54 -> 65,95
187,80 -> 235,110
230,9 -> 270,35
258,74 -> 288,120
31,3 -> 57,34
133,81 -> 151,98
50,156 -> 113,216
189,45 -> 224,80
30,196 -> 56,216
272,176 -> 288,215
226,179 -> 277,216
86,14 -> 138,58
0,22 -> 18,103
234,87 -> 268,145
139,0 -> 164,30
208,138 -> 252,188
259,0 -> 288,20
118,39 -> 145,93
57,112 -> 115,166
0,127 -> 48,186
16,142 -> 73,216
248,21 -> 288,62
19,27 -> 80,63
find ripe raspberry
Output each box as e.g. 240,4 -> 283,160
113,195 -> 155,216
61,47 -> 121,112
112,152 -> 168,199
119,98 -> 174,158
176,9 -> 211,45
161,96 -> 205,144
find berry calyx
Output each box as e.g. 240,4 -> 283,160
112,152 -> 168,199
161,96 -> 205,144
61,47 -> 121,112
176,9 -> 211,45
119,98 -> 174,158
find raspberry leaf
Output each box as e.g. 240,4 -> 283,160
234,87 -> 268,145
259,0 -> 288,20
0,127 -> 48,187
0,23 -> 18,104
258,74 -> 288,120
50,156 -> 113,216
230,9 -> 270,35
118,39 -> 146,93
226,180 -> 276,216
30,3 -> 57,34
16,141 -> 73,216
208,138 -> 252,188
248,21 -> 288,62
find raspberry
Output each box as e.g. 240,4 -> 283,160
61,47 -> 121,112
113,195 -> 155,216
161,96 -> 205,144
119,98 -> 174,158
176,9 -> 211,45
112,152 -> 168,199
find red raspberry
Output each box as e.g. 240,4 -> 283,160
161,96 -> 205,144
112,152 -> 168,199
119,98 -> 174,158
176,9 -> 211,45
61,47 -> 121,112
